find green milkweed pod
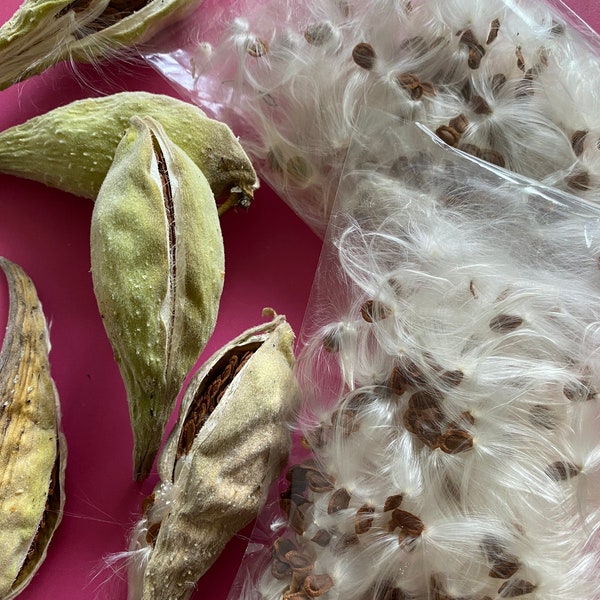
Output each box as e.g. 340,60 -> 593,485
0,91 -> 258,211
90,114 -> 225,480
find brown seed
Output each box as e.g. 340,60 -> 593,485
545,461 -> 580,481
492,73 -> 507,92
352,42 -> 377,69
286,155 -> 313,183
311,529 -> 333,546
328,488 -> 351,514
286,550 -> 314,571
355,504 -> 376,534
304,573 -> 334,597
449,113 -> 469,134
322,326 -> 342,352
360,299 -> 391,322
436,125 -> 461,146
290,500 -> 312,535
390,508 -> 425,537
438,429 -> 473,454
383,493 -> 404,512
489,314 -> 523,333
403,408 -> 443,448
478,148 -> 506,168
334,533 -> 360,553
515,46 -> 526,71
274,537 -> 298,561
498,579 -> 536,597
331,407 -> 361,436
419,81 -> 436,97
571,130 -> 588,156
395,72 -> 420,90
487,18 -> 501,44
246,37 -> 269,57
272,557 -> 293,579
282,591 -> 309,600
440,369 -> 464,387
408,390 -> 443,413
141,492 -> 155,515
304,23 -> 335,46
472,95 -> 492,115
529,404 -> 556,430
468,45 -> 486,69
306,470 -> 335,493
563,379 -> 595,402
395,355 -> 428,386
567,170 -> 591,191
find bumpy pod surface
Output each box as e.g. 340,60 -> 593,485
90,115 -> 224,480
0,91 -> 257,205
126,313 -> 297,600
0,0 -> 203,90
0,257 -> 66,600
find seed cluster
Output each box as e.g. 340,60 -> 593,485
179,0 -> 600,236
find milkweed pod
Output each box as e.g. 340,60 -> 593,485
126,312 -> 298,600
0,257 -> 66,600
0,0 -> 202,90
0,91 -> 258,208
90,115 -> 225,480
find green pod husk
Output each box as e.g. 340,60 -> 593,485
0,0 -> 202,90
90,115 -> 224,480
0,257 -> 66,600
126,312 -> 298,600
0,91 -> 257,208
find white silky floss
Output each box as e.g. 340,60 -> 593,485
243,120 -> 600,600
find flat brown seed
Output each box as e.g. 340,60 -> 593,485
328,488 -> 351,514
468,45 -> 486,69
449,113 -> 469,134
352,42 -> 377,69
439,429 -> 474,454
545,461 -> 580,481
472,95 -> 492,114
567,170 -> 591,191
436,125 -> 461,146
355,504 -> 376,534
304,573 -> 334,597
571,130 -> 588,156
487,18 -> 501,44
334,533 -> 360,553
306,470 -> 335,493
311,529 -> 333,546
498,579 -> 536,597
304,23 -> 335,46
272,557 -> 293,579
246,37 -> 269,57
489,314 -> 523,332
563,379 -> 595,401
360,299 -> 391,322
391,509 -> 425,537
383,493 -> 404,512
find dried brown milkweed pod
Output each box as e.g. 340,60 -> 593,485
0,258 -> 67,600
124,312 -> 298,600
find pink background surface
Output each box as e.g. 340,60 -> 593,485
0,1 -> 598,599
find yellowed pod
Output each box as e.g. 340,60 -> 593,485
0,257 -> 67,600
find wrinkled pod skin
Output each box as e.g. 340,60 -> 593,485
126,312 -> 298,600
0,91 -> 258,210
0,0 -> 203,90
90,115 -> 225,480
0,257 -> 67,600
